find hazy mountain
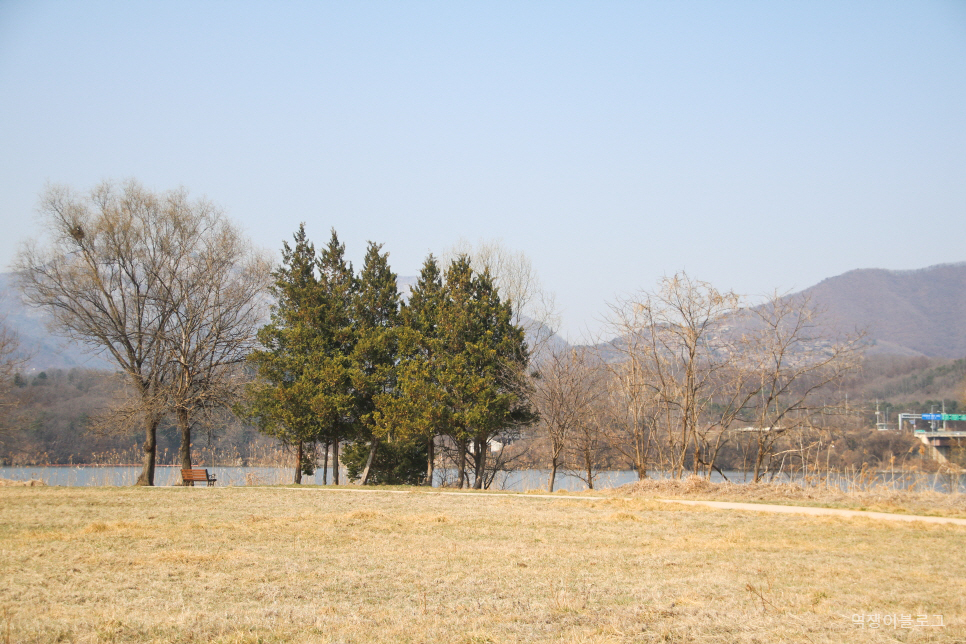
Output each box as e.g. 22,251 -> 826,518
0,273 -> 114,371
0,271 -> 569,371
593,262 -> 966,361
797,262 -> 966,359
6,261 -> 961,371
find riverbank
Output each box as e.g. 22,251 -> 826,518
2,486 -> 962,643
0,476 -> 44,486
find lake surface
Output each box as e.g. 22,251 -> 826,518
0,465 -> 297,487
0,465 -> 635,489
2,465 -> 963,492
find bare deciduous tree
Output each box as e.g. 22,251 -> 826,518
565,380 -> 613,490
602,274 -> 862,480
597,337 -> 660,479
446,238 -> 560,354
605,274 -> 746,478
739,293 -> 864,481
162,220 -> 271,477
16,180 -> 267,485
531,347 -> 600,491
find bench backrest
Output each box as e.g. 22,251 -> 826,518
181,469 -> 210,482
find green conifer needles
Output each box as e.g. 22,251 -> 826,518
245,228 -> 535,487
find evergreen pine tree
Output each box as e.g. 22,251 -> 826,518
390,255 -> 536,488
402,255 -> 447,484
347,242 -> 402,484
244,224 -> 324,484
309,229 -> 358,484
460,265 -> 536,488
378,254 -> 450,484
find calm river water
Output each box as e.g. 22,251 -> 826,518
0,465 -> 641,489
2,465 -> 963,492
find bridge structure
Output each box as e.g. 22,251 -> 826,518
897,413 -> 966,465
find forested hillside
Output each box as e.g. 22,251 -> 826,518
0,369 -> 278,466
798,262 -> 966,359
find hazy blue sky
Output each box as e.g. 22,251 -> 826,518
1,1 -> 964,340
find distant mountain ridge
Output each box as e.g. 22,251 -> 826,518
796,262 -> 966,359
0,272 -> 567,371
3,262 -> 965,370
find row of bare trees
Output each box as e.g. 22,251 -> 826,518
529,274 -> 863,489
16,181 -> 271,484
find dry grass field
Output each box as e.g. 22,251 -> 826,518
1,486 -> 964,643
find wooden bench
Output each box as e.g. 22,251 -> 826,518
181,469 -> 217,486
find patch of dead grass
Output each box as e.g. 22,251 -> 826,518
604,511 -> 641,522
342,508 -> 387,521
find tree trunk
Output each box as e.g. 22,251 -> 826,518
753,441 -> 767,482
547,457 -> 558,493
425,436 -> 434,486
294,440 -> 303,485
472,438 -> 486,489
635,436 -> 646,480
136,416 -> 158,486
176,407 -> 192,486
332,440 -> 340,485
360,439 -> 378,485
692,437 -> 702,478
457,439 -> 467,488
321,441 -> 330,485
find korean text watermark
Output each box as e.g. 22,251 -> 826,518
852,614 -> 943,629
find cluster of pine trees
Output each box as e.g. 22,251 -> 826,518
243,225 -> 536,487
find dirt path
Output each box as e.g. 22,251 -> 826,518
656,498 -> 966,525
278,486 -> 966,525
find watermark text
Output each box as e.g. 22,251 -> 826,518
852,614 -> 943,629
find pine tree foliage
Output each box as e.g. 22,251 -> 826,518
243,224 -> 326,483
352,242 -> 401,428
444,258 -> 536,487
367,255 -> 449,484
310,230 -> 357,453
383,254 -> 536,488
246,233 -> 536,488
378,256 -> 448,442
346,242 -> 403,483
342,438 -> 429,485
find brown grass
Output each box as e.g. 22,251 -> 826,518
0,477 -> 45,487
1,485 -> 963,642
621,476 -> 966,519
